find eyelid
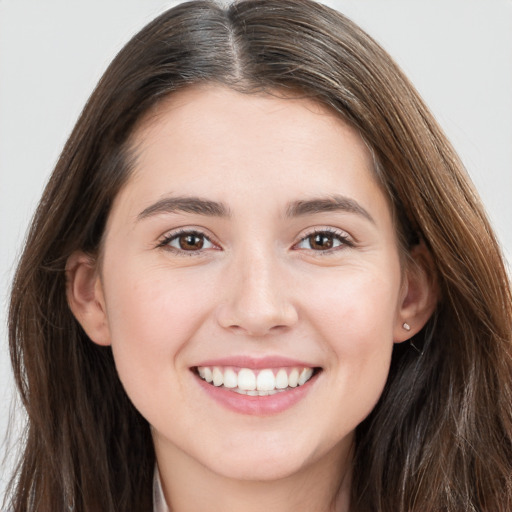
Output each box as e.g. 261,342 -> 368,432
155,225 -> 355,256
157,227 -> 221,254
292,226 -> 355,252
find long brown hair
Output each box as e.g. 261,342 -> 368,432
6,1 -> 512,510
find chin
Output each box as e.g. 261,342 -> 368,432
209,455 -> 307,482
199,436 -> 324,482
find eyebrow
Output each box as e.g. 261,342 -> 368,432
137,194 -> 374,223
138,196 -> 231,220
286,195 -> 375,223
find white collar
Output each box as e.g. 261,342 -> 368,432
153,465 -> 170,512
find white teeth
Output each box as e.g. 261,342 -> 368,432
256,369 -> 275,391
288,368 -> 299,387
298,367 -> 313,386
212,367 -> 223,387
275,369 -> 288,389
203,367 -> 213,383
196,365 -> 317,393
237,368 -> 256,391
223,368 -> 237,389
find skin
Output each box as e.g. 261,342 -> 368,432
67,85 -> 435,512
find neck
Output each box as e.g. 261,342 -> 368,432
153,436 -> 353,512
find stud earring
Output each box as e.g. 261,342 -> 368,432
403,322 -> 411,331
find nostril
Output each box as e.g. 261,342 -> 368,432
215,291 -> 299,336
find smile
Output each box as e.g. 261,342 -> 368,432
196,366 -> 316,395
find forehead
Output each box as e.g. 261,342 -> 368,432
113,84 -> 388,221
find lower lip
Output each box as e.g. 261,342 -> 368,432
194,371 -> 319,416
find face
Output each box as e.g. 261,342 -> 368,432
72,85 -> 414,482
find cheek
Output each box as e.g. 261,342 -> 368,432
105,261 -> 212,340
101,263 -> 214,403
307,267 -> 401,344
302,266 -> 400,399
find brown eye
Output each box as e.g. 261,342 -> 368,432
179,233 -> 204,250
295,230 -> 351,252
163,231 -> 215,253
309,233 -> 334,250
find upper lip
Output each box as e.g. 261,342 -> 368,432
193,355 -> 320,369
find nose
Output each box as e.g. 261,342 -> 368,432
216,249 -> 299,337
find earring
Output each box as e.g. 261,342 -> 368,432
403,322 -> 411,331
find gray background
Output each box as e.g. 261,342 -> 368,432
1,0 -> 511,500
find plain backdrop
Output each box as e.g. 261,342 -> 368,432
1,0 -> 511,500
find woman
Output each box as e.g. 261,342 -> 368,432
5,0 -> 512,511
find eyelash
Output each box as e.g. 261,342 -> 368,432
294,227 -> 354,254
157,229 -> 218,256
157,227 -> 354,256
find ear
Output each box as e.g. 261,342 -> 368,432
394,240 -> 438,343
66,251 -> 111,346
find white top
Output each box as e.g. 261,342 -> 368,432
153,466 -> 170,512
